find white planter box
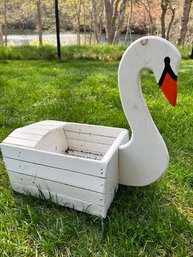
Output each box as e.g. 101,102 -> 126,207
1,120 -> 128,218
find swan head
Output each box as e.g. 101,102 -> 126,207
119,36 -> 181,106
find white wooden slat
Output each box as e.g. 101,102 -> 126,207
105,149 -> 119,208
40,121 -> 126,139
4,157 -> 106,193
13,127 -> 50,136
37,121 -> 126,139
103,130 -> 129,162
65,131 -> 115,145
64,122 -> 126,137
29,122 -> 66,131
35,120 -> 66,127
35,129 -> 68,154
1,144 -> 107,177
7,121 -> 65,144
2,137 -> 37,148
8,171 -> 106,206
65,149 -> 103,160
7,132 -> 42,141
11,182 -> 107,217
67,139 -> 110,154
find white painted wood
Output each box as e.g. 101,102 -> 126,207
2,137 -> 38,148
1,144 -> 107,177
35,120 -> 66,127
103,130 -> 129,163
104,149 -> 119,208
28,122 -> 67,130
65,131 -> 115,145
65,149 -> 103,160
64,122 -> 125,137
118,36 -> 181,186
4,157 -> 106,193
7,132 -> 42,141
11,182 -> 107,217
100,131 -> 129,208
8,171 -> 106,206
35,129 -> 68,154
67,139 -> 110,154
11,126 -> 50,136
1,121 -> 127,217
31,120 -> 124,137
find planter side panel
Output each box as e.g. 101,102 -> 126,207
1,144 -> 107,177
11,182 -> 107,217
1,144 -> 108,217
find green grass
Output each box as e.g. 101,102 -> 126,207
0,44 -> 127,61
0,57 -> 192,256
0,44 -> 191,61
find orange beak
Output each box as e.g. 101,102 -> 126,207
160,73 -> 177,106
158,57 -> 177,106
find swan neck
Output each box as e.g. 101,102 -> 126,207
120,68 -> 158,139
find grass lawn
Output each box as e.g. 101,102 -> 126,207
0,57 -> 192,256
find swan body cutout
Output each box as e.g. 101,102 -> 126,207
118,36 -> 181,186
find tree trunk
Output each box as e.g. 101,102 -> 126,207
92,0 -> 99,43
139,0 -> 154,34
75,1 -> 81,45
125,0 -> 133,44
89,11 -> 93,45
36,0 -> 43,46
4,2 -> 8,46
104,0 -> 119,44
0,24 -> 3,45
113,0 -> 127,44
166,6 -> 175,40
190,45 -> 193,59
160,3 -> 168,38
55,0 -> 61,59
83,1 -> 87,44
104,0 -> 113,43
98,4 -> 104,40
178,0 -> 193,45
77,14 -> 81,45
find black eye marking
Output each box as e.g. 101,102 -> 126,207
158,57 -> 177,87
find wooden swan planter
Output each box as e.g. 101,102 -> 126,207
1,36 -> 181,218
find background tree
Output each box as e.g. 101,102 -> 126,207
166,3 -> 175,40
74,0 -> 82,45
104,0 -> 127,44
36,0 -> 43,46
4,2 -> 8,46
1,0 -> 193,46
129,0 -> 160,35
0,0 -> 17,46
125,0 -> 133,43
137,0 -> 155,34
0,24 -> 3,44
103,0 -> 117,44
92,0 -> 99,43
160,0 -> 175,40
113,0 -> 127,44
160,1 -> 168,38
178,0 -> 193,45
